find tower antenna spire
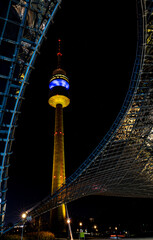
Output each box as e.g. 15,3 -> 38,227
57,38 -> 62,68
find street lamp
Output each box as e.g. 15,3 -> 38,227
67,218 -> 71,224
67,218 -> 71,239
21,212 -> 27,240
21,213 -> 27,220
115,226 -> 118,239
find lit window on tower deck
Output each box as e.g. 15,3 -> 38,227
49,79 -> 69,90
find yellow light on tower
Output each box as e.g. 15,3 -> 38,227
48,94 -> 70,108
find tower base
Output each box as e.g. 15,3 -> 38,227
50,205 -> 66,235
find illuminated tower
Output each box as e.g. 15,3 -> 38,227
48,39 -> 70,231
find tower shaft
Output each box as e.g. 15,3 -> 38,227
52,104 -> 65,192
49,40 -> 70,233
51,104 -> 66,224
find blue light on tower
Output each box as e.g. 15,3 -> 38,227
49,78 -> 69,90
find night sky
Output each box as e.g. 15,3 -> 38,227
5,0 -> 153,225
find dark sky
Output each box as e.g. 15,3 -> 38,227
6,0 -> 152,225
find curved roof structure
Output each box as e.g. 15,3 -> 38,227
0,0 -> 153,233
0,0 -> 62,233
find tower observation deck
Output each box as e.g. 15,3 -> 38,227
48,39 -> 70,232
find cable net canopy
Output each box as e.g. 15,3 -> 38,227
0,0 -> 61,232
26,0 -> 153,219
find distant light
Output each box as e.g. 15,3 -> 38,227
49,79 -> 69,90
21,213 -> 27,219
79,222 -> 83,226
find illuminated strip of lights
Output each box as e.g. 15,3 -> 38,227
49,79 -> 69,89
51,76 -> 69,82
51,74 -> 69,82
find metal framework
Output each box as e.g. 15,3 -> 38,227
0,0 -> 62,233
1,0 -> 153,234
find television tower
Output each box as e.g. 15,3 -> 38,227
48,39 -> 70,231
